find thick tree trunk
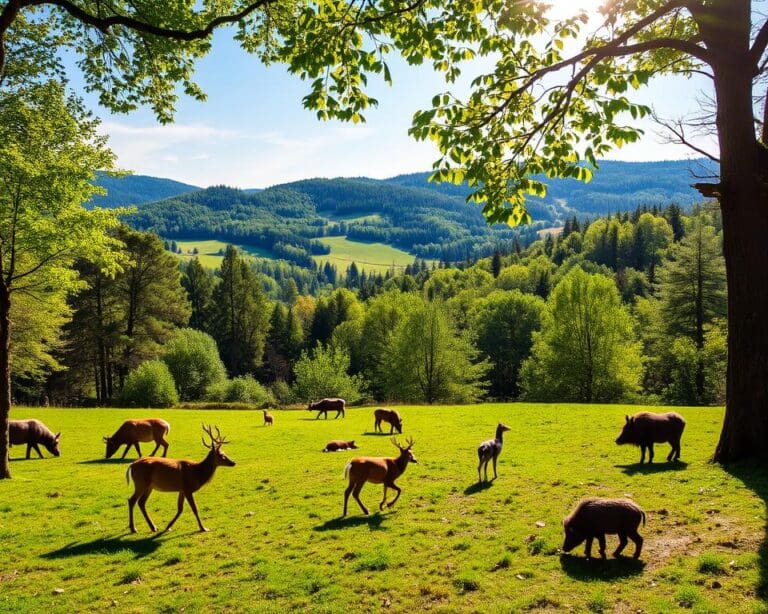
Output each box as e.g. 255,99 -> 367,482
0,283 -> 11,479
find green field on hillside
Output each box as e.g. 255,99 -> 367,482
169,239 -> 273,269
314,236 -> 420,274
1,404 -> 765,613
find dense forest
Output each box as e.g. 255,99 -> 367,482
17,200 -> 726,411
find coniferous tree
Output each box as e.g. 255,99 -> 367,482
183,257 -> 215,333
491,249 -> 502,278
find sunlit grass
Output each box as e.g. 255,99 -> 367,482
1,404 -> 765,612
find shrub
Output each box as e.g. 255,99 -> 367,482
119,360 -> 178,408
292,344 -> 366,403
271,379 -> 295,406
162,328 -> 226,401
206,375 -> 274,406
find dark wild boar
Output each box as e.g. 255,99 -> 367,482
9,419 -> 61,459
308,398 -> 345,419
563,498 -> 646,559
615,411 -> 686,463
374,408 -> 403,434
104,418 -> 171,459
323,440 -> 358,452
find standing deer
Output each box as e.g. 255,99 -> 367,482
263,410 -> 274,426
308,398 -> 345,419
126,424 -> 236,533
343,437 -> 417,517
373,408 -> 403,434
104,418 -> 171,459
477,423 -> 511,482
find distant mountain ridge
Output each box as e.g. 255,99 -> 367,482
89,172 -> 200,208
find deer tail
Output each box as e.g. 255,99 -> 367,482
125,464 -> 133,486
344,462 -> 352,479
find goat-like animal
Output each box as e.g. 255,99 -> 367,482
477,423 -> 511,482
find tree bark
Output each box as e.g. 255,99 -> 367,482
0,281 -> 11,478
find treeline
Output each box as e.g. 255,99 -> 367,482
15,202 -> 726,409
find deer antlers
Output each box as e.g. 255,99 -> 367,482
392,436 -> 415,451
202,424 -> 230,449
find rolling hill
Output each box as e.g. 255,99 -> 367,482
89,172 -> 199,208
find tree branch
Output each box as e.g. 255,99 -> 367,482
751,20 -> 768,72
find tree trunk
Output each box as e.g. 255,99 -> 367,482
707,15 -> 768,460
0,282 -> 11,479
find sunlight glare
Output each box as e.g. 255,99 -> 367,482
543,0 -> 605,19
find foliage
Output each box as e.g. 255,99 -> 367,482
205,375 -> 274,407
521,268 -> 642,403
161,328 -> 226,401
292,344 -> 366,403
118,360 -> 179,408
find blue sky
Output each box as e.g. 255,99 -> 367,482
71,11 -> 718,189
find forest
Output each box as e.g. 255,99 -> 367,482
15,200 -> 726,411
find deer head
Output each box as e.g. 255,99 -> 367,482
201,424 -> 236,467
392,436 -> 417,464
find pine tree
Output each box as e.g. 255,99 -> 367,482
183,258 -> 214,333
491,249 -> 502,278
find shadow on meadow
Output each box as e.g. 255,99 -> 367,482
723,461 -> 768,601
559,554 -> 645,580
313,513 -> 388,532
78,458 -> 134,465
41,534 -> 169,560
463,480 -> 494,495
615,461 -> 689,476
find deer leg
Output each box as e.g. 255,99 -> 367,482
352,482 -> 368,515
639,445 -> 646,464
648,443 -> 654,463
186,493 -> 208,532
343,482 -> 354,517
614,533 -> 628,557
584,536 -> 593,559
629,530 -> 643,559
379,486 -> 388,511
386,483 -> 402,508
121,444 -> 130,459
138,492 -> 157,532
597,534 -> 607,559
164,492 -> 185,532
492,453 -> 499,480
477,460 -> 483,483
161,440 -> 169,457
134,443 -> 142,458
25,444 -> 32,459
128,493 -> 139,533
150,442 -> 160,456
33,443 -> 44,459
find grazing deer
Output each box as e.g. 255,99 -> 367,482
263,410 -> 274,427
104,418 -> 171,459
9,419 -> 61,459
126,424 -> 236,533
477,423 -> 511,482
343,437 -> 417,517
308,398 -> 345,419
373,408 -> 403,434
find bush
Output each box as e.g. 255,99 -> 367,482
119,360 -> 179,408
206,375 -> 275,406
271,379 -> 295,406
162,328 -> 227,401
292,344 -> 366,403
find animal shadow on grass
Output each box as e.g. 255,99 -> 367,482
78,458 -> 134,465
615,461 -> 689,476
724,461 -> 768,602
313,513 -> 388,532
362,431 -> 393,437
464,480 -> 494,495
560,554 -> 645,580
42,534 -> 169,560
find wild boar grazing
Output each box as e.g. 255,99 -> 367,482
308,398 -> 345,419
615,411 -> 686,463
9,419 -> 61,459
323,440 -> 358,452
374,408 -> 403,434
104,418 -> 171,459
563,498 -> 646,559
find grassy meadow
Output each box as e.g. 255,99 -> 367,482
313,236 -> 421,274
169,239 -> 273,269
1,404 -> 766,613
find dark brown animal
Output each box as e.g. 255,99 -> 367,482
323,440 -> 358,452
343,437 -> 417,516
477,423 -> 510,482
104,418 -> 171,459
9,419 -> 61,459
615,411 -> 686,463
263,410 -> 274,426
126,424 -> 236,533
563,498 -> 646,559
374,408 -> 403,434
308,398 -> 345,419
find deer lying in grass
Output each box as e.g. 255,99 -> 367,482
263,410 -> 274,426
126,424 -> 236,533
343,437 -> 417,516
477,423 -> 511,482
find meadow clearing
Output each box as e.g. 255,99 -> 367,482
312,237 -> 421,275
0,404 -> 765,613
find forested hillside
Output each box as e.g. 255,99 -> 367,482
89,173 -> 199,208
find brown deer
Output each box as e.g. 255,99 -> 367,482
308,398 -> 345,419
343,437 -> 417,517
263,410 -> 274,427
374,408 -> 403,434
9,419 -> 61,459
126,424 -> 236,533
104,418 -> 171,459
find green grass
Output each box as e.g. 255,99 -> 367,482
313,236 -> 423,274
1,404 -> 766,613
169,239 -> 273,269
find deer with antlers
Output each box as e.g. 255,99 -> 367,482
126,424 -> 236,533
343,437 -> 417,517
